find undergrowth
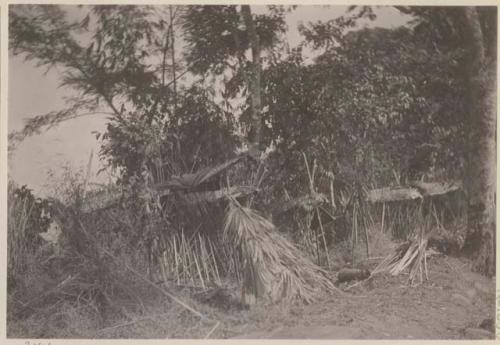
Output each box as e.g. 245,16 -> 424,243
6,160 -> 467,338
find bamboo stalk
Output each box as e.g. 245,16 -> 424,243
233,251 -> 241,284
351,202 -> 358,264
181,232 -> 194,285
315,207 -> 330,268
361,204 -> 370,259
309,212 -> 321,266
424,248 -> 429,280
330,179 -> 336,211
200,238 -> 210,284
381,202 -> 386,233
199,235 -> 211,283
208,238 -> 222,285
192,246 -> 206,289
302,152 -> 313,192
181,234 -> 188,284
173,237 -> 180,285
160,251 -> 169,286
311,159 -> 317,188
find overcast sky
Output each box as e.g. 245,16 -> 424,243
8,5 -> 411,197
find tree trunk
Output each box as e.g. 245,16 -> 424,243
461,7 -> 496,276
169,5 -> 178,115
241,5 -> 262,158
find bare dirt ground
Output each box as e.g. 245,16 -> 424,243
8,255 -> 495,339
226,255 -> 495,339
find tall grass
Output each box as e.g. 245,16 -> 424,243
7,182 -> 38,291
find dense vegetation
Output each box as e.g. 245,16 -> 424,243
7,5 -> 496,338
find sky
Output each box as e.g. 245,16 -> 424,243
8,5 -> 411,197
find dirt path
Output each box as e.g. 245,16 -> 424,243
230,256 -> 495,339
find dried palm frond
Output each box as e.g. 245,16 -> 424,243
409,181 -> 463,197
372,227 -> 437,285
366,187 -> 422,203
223,199 -> 336,303
158,155 -> 246,191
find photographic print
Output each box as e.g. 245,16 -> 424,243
5,3 -> 497,339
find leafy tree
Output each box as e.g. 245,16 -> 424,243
182,5 -> 288,155
263,25 -> 466,193
10,5 -> 239,185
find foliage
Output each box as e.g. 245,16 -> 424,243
8,4 -> 486,198
9,183 -> 52,245
10,5 -> 167,115
182,5 -> 287,75
297,5 -> 376,50
182,5 -> 288,144
261,25 -> 467,202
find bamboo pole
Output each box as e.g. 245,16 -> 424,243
381,202 -> 386,233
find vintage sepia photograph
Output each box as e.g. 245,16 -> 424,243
6,4 -> 497,339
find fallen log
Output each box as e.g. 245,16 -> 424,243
178,186 -> 259,205
337,268 -> 371,283
277,192 -> 328,214
77,155 -> 250,214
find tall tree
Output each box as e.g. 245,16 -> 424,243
240,5 -> 262,155
460,7 -> 496,276
182,5 -> 287,158
395,6 -> 496,275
